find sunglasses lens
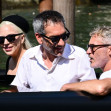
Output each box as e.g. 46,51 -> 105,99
42,32 -> 69,44
51,33 -> 69,43
0,34 -> 19,44
62,34 -> 68,41
0,33 -> 23,44
51,37 -> 60,43
7,35 -> 16,42
0,37 -> 4,44
87,45 -> 89,48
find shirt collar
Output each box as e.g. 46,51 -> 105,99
29,44 -> 76,60
29,45 -> 42,60
61,43 -> 76,59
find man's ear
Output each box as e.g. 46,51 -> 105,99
35,33 -> 43,44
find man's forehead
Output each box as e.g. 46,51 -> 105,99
90,34 -> 103,43
92,34 -> 99,38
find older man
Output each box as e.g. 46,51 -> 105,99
61,26 -> 111,96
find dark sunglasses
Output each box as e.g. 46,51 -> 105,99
87,44 -> 111,53
0,33 -> 23,44
40,28 -> 70,44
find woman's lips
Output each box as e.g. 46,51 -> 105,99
4,46 -> 13,52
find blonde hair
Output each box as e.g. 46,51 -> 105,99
0,21 -> 32,49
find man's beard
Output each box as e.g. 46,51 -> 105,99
42,43 -> 63,57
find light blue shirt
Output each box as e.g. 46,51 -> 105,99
11,43 -> 96,92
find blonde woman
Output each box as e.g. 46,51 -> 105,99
0,15 -> 32,75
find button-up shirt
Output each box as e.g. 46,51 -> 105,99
99,70 -> 111,80
11,43 -> 96,92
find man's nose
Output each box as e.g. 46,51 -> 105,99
86,47 -> 92,55
57,38 -> 65,46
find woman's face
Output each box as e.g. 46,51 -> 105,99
0,24 -> 24,57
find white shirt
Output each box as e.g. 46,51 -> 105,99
99,70 -> 111,80
11,43 -> 96,92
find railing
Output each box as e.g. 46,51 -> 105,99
0,75 -> 111,111
0,91 -> 111,111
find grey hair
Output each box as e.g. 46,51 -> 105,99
90,25 -> 111,44
32,10 -> 66,35
0,21 -> 32,49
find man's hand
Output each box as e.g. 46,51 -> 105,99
0,86 -> 18,93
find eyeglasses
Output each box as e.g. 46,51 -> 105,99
0,33 -> 23,44
87,44 -> 111,53
40,28 -> 70,44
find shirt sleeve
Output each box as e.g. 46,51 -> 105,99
99,70 -> 111,80
11,56 -> 31,92
77,53 -> 97,82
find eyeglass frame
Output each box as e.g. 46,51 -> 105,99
0,33 -> 23,44
39,27 -> 70,44
87,44 -> 111,53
